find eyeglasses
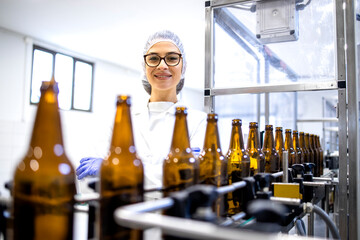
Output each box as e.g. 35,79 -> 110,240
144,53 -> 182,67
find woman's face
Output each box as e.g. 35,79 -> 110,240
145,41 -> 183,95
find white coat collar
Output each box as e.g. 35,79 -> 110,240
132,96 -> 185,115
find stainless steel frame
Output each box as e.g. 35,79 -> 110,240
204,0 -> 359,239
344,1 -> 359,239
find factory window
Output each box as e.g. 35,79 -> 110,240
30,45 -> 94,111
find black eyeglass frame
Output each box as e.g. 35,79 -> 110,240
143,53 -> 182,67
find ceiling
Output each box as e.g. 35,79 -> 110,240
0,0 -> 206,86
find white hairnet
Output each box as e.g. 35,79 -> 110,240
142,30 -> 187,95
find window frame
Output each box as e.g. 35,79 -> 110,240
30,45 -> 95,112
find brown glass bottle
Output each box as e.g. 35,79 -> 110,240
226,119 -> 250,215
284,129 -> 298,168
246,122 -> 265,176
13,79 -> 76,240
163,107 -> 198,197
316,135 -> 324,176
100,95 -> 144,240
299,132 -> 310,163
305,133 -> 315,165
262,125 -> 280,173
292,130 -> 304,164
275,127 -> 285,171
198,113 -> 227,216
310,134 -> 320,177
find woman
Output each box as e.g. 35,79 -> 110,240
76,30 -> 207,194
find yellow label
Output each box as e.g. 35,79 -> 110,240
273,183 -> 302,199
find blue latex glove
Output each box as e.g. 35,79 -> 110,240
76,157 -> 103,180
191,147 -> 201,158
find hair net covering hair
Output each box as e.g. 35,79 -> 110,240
142,30 -> 186,95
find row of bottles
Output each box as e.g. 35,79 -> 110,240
12,82 -> 325,240
277,128 -> 324,177
13,85 -> 143,240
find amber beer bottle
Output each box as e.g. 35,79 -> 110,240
226,119 -> 250,215
305,133 -> 315,164
316,135 -> 324,176
198,113 -> 227,216
284,129 -> 298,168
246,122 -> 265,176
262,125 -> 280,173
292,130 -> 304,164
100,95 -> 144,240
310,134 -> 320,177
163,107 -> 198,197
275,127 -> 285,170
13,79 -> 76,240
299,132 -> 310,163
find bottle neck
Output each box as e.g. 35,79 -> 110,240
305,136 -> 311,149
110,102 -> 135,151
293,134 -> 300,148
309,136 -> 316,150
170,111 -> 191,151
299,135 -> 305,148
317,137 -> 322,150
247,127 -> 260,149
203,119 -> 221,151
275,131 -> 284,149
229,124 -> 245,149
263,129 -> 275,149
284,132 -> 294,149
30,87 -> 64,150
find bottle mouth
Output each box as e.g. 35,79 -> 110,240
265,125 -> 273,130
117,95 -> 131,105
232,119 -> 242,125
41,81 -> 59,93
249,122 -> 258,127
175,106 -> 187,115
207,113 -> 218,120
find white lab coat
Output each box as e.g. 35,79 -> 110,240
131,98 -> 207,193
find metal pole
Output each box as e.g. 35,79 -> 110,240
325,185 -> 330,238
204,1 -> 215,114
335,0 -> 348,237
308,207 -> 314,236
282,151 -> 288,183
344,1 -> 360,239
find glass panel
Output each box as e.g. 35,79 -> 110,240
55,54 -> 74,110
214,23 -> 259,88
269,92 -> 295,130
31,49 -> 53,103
213,0 -> 335,88
215,94 -> 258,150
73,61 -> 92,111
297,90 -> 338,154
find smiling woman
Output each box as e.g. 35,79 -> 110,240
144,41 -> 183,102
76,30 -> 207,198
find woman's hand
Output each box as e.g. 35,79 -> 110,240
76,157 -> 103,180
